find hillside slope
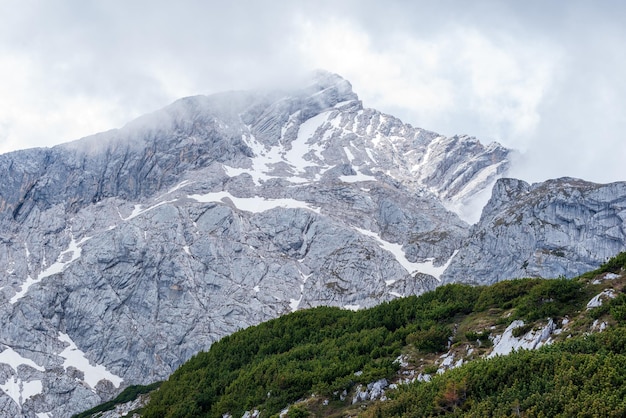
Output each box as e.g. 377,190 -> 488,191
0,71 -> 508,416
1,71 -> 625,416
86,253 -> 626,418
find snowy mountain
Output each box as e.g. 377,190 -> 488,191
0,71 -> 510,417
0,71 -> 622,416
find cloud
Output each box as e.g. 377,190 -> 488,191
296,17 -> 559,147
0,1 -> 625,185
0,0 -> 310,153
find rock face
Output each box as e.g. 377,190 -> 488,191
0,71 -> 510,417
2,70 -> 624,417
442,177 -> 626,285
1,71 -> 625,417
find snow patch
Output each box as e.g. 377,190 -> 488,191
223,165 -> 251,178
354,227 -> 455,280
343,147 -> 355,163
121,199 -> 177,221
453,163 -> 504,203
344,305 -> 360,311
284,111 -> 330,174
289,296 -> 302,312
355,227 -> 421,275
58,333 -> 123,389
334,100 -> 354,108
339,170 -> 377,183
288,271 -> 311,312
189,191 -> 321,214
0,376 -> 43,408
0,345 -> 45,373
11,235 -> 91,304
164,179 -> 194,196
413,251 -> 458,280
241,112 -> 330,185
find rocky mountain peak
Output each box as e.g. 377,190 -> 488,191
2,71 -> 621,417
308,69 -> 358,102
478,177 -> 531,222
442,177 -> 626,285
0,72 -> 511,416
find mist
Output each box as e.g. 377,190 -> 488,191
1,0 -> 625,185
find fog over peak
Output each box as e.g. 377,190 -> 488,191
1,1 -> 625,185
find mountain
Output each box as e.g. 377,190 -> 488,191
442,177 -> 626,285
0,71 -> 509,417
0,70 -> 624,416
80,254 -> 626,418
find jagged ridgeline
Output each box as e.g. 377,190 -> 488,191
0,70 -> 512,416
2,70 -> 626,416
77,253 -> 626,418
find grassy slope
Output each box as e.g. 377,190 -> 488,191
78,253 -> 626,418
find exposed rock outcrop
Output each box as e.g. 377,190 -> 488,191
442,177 -> 626,284
0,72 -> 506,416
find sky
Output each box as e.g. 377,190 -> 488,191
0,0 -> 625,185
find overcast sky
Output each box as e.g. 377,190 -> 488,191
1,0 -> 625,184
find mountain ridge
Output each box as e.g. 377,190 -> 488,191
0,71 -> 623,416
83,253 -> 626,418
442,176 -> 626,285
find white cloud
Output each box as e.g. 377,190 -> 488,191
296,18 -> 559,152
0,1 -> 624,185
297,18 -> 454,120
0,51 -> 132,153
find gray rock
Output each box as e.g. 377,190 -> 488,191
442,177 -> 626,285
0,71 -> 522,416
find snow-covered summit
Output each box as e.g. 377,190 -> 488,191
12,71 -> 624,417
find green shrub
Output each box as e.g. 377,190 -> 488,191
474,278 -> 543,311
465,330 -> 491,344
363,327 -> 626,417
580,252 -> 626,280
406,325 -> 451,353
599,252 -> 626,274
515,278 -> 584,321
286,406 -> 310,418
511,323 -> 533,338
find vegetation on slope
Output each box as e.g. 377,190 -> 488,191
361,252 -> 626,417
143,284 -> 481,417
80,252 -> 626,417
364,327 -> 626,417
71,382 -> 161,418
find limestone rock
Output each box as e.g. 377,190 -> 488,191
442,177 -> 626,284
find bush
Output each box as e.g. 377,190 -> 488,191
465,330 -> 491,344
363,327 -> 626,417
406,325 -> 451,353
515,278 -> 584,321
599,252 -> 626,274
286,405 -> 310,418
511,323 -> 533,338
474,278 -> 543,311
